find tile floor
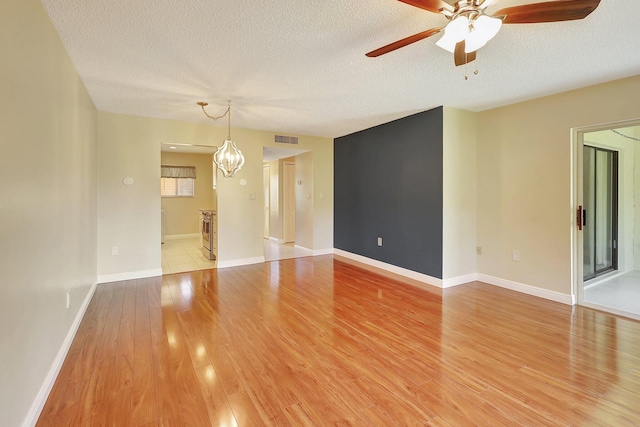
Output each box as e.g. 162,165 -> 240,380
162,236 -> 314,274
583,270 -> 640,318
263,239 -> 313,262
161,235 -> 216,274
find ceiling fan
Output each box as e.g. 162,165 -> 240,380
366,0 -> 601,66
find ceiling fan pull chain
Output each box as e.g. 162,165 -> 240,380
464,55 -> 468,80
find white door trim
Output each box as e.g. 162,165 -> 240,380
571,118 -> 640,306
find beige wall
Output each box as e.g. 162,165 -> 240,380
309,138 -> 334,251
636,128 -> 640,269
161,152 -> 216,236
477,75 -> 640,296
97,113 -> 163,279
0,0 -> 97,425
584,129 -> 636,272
442,107 -> 478,281
97,112 -> 333,271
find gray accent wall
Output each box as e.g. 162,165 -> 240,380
334,107 -> 444,278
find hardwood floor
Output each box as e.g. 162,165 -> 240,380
37,256 -> 640,426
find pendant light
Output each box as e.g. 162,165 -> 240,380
198,101 -> 245,178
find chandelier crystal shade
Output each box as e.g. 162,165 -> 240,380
198,101 -> 245,178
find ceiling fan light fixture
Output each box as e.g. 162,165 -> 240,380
435,35 -> 456,53
465,15 -> 503,53
446,15 -> 470,41
435,16 -> 469,53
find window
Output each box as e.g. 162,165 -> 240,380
161,177 -> 194,197
161,165 -> 196,197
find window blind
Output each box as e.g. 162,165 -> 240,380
161,165 -> 196,179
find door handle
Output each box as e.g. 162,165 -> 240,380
582,208 -> 587,227
577,205 -> 583,230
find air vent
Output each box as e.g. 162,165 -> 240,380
275,135 -> 298,145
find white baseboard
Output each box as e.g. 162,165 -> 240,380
477,274 -> 573,305
268,237 -> 286,244
293,245 -> 314,253
165,233 -> 200,241
23,282 -> 98,427
97,268 -> 162,284
442,273 -> 478,288
313,248 -> 334,256
217,256 -> 266,269
329,251 -> 572,304
333,249 -> 443,288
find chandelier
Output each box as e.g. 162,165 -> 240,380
198,101 -> 245,178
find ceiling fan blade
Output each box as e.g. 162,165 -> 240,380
494,0 -> 600,24
398,0 -> 454,14
454,41 -> 477,67
366,27 -> 443,57
480,0 -> 500,8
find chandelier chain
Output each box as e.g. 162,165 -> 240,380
199,100 -> 232,139
611,129 -> 640,142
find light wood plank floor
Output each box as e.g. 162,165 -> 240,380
37,256 -> 640,426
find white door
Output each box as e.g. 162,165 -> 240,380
283,162 -> 296,243
263,164 -> 270,239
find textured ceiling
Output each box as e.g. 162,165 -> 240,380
41,0 -> 640,138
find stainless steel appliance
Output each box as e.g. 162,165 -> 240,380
201,210 -> 216,260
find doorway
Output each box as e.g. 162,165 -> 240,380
262,146 -> 313,262
573,121 -> 640,320
160,142 -> 217,274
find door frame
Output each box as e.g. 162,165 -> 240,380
263,164 -> 270,239
571,118 -> 640,308
283,161 -> 296,243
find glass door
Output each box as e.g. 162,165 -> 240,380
583,145 -> 618,281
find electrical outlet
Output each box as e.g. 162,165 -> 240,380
249,193 -> 256,200
66,292 -> 70,309
476,246 -> 482,255
377,237 -> 383,247
512,250 -> 520,261
111,246 -> 119,256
